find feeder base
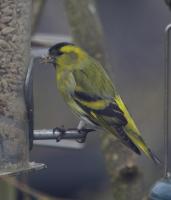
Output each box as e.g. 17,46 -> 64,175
0,162 -> 46,176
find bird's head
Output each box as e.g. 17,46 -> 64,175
41,42 -> 87,69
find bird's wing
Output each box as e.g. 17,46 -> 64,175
72,65 -> 139,154
72,88 -> 160,164
72,89 -> 141,155
72,59 -> 140,134
73,90 -> 127,126
71,61 -> 160,163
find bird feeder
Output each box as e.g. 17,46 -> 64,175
148,24 -> 171,200
0,0 -> 44,175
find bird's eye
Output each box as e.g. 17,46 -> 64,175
49,48 -> 64,57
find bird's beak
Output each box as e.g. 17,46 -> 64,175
40,55 -> 55,64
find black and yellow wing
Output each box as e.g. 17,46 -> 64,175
72,89 -> 141,155
70,62 -> 160,163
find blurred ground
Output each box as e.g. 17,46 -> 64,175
28,0 -> 171,199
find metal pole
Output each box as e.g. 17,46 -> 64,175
33,128 -> 94,142
164,24 -> 171,178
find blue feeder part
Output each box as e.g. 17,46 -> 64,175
149,177 -> 171,200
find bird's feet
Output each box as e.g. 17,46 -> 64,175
53,126 -> 65,142
52,124 -> 95,143
76,128 -> 95,143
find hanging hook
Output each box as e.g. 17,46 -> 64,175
24,57 -> 34,150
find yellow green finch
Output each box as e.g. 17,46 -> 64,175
42,42 -> 160,164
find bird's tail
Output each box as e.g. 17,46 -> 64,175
147,147 -> 161,165
126,130 -> 161,165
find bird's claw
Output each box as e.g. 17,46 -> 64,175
76,128 -> 95,143
53,127 -> 65,142
82,128 -> 96,134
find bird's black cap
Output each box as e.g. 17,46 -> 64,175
49,42 -> 74,57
